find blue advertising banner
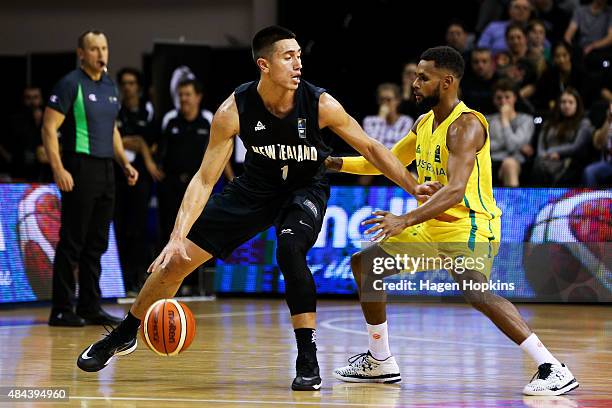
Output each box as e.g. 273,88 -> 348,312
216,187 -> 612,302
0,184 -> 125,303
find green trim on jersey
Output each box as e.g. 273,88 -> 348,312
73,84 -> 90,154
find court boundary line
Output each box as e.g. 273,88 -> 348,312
320,314 -> 610,353
69,395 -> 400,406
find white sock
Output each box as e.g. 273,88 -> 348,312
520,333 -> 561,366
367,321 -> 391,361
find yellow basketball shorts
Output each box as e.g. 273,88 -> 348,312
379,216 -> 501,278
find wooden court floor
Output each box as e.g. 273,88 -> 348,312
0,299 -> 610,407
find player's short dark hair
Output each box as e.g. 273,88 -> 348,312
78,29 -> 105,48
420,46 -> 465,79
177,78 -> 203,95
252,25 -> 296,63
116,67 -> 142,87
492,79 -> 517,95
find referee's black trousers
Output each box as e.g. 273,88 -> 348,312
52,153 -> 115,312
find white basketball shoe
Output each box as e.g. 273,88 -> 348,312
333,351 -> 401,384
523,363 -> 579,396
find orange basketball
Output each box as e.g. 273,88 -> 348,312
140,299 -> 196,356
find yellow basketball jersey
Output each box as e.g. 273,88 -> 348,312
414,101 -> 502,222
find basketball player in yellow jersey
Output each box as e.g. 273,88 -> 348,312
329,47 -> 578,396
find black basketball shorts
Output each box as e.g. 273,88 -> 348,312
187,182 -> 329,259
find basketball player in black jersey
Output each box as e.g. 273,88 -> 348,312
76,26 -> 436,390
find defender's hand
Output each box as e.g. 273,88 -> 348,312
324,156 -> 343,172
362,210 -> 409,242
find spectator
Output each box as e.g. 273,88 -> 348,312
8,86 -> 45,181
478,0 -> 533,54
532,88 -> 593,185
363,83 -> 414,149
533,0 -> 572,43
446,20 -> 474,62
564,0 -> 612,71
3,86 -> 44,181
361,83 -> 414,186
502,24 -> 539,101
583,102 -> 612,185
533,41 -> 590,112
461,48 -> 499,114
399,62 -> 420,119
488,80 -> 535,186
114,67 -> 163,296
527,19 -> 552,77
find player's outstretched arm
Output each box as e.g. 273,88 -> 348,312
363,113 -> 485,240
326,114 -> 426,175
328,132 -> 416,175
319,93 -> 418,195
148,94 -> 237,271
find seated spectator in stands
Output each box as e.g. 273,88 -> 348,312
533,0 -> 572,43
361,83 -> 414,186
399,62 -> 420,119
488,80 -> 535,186
446,20 -> 474,62
532,88 -> 593,185
583,102 -> 612,185
462,48 -> 499,114
502,24 -> 539,101
8,86 -> 46,181
533,41 -> 589,113
564,0 -> 612,71
364,83 -> 414,148
478,0 -> 533,54
527,19 -> 551,77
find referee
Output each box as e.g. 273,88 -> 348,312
43,30 -> 138,327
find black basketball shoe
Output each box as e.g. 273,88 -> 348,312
77,325 -> 137,372
291,352 -> 322,391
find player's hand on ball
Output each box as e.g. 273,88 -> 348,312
362,210 -> 408,241
148,238 -> 192,274
414,181 -> 443,202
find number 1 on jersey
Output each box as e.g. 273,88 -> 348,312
281,165 -> 289,180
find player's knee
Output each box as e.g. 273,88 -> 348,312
276,236 -> 307,267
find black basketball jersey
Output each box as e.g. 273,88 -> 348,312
233,80 -> 332,196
